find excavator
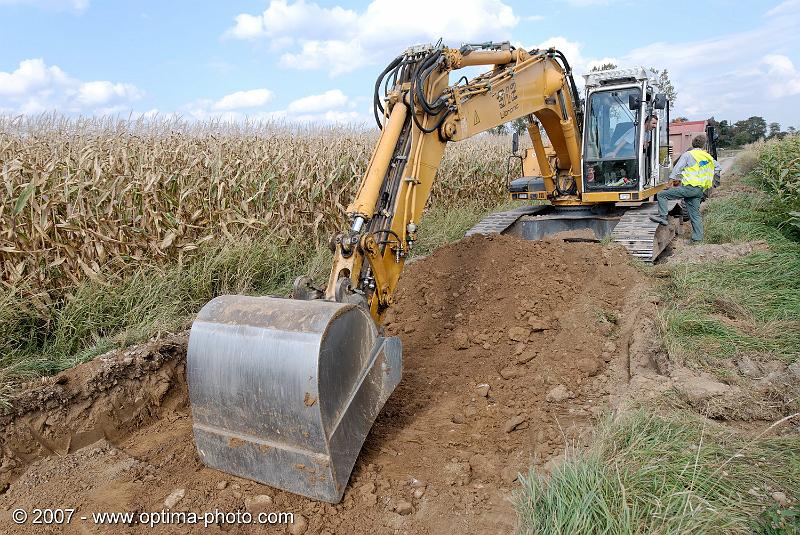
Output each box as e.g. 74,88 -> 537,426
186,41 -> 678,503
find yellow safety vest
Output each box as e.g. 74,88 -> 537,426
681,149 -> 715,190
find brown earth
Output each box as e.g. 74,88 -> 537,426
664,239 -> 770,265
1,233 -> 788,535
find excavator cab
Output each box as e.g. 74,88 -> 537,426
582,72 -> 668,200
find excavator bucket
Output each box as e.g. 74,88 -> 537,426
186,295 -> 402,503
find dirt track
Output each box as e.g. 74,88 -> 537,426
0,235 -> 693,533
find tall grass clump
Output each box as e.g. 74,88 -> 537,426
0,234 -> 313,378
746,134 -> 800,240
514,410 -> 800,535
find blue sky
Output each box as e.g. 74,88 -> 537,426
1,0 -> 799,128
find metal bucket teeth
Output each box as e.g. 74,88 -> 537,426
187,295 -> 402,503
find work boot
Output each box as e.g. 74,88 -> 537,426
649,215 -> 669,226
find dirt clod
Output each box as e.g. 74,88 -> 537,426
508,326 -> 530,341
499,366 -> 519,380
394,500 -> 414,515
288,514 -> 309,535
772,491 -> 789,507
546,384 -> 573,402
504,414 -> 528,433
245,494 -> 274,514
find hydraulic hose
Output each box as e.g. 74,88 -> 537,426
374,55 -> 403,129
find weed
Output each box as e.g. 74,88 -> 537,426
514,410 -> 800,535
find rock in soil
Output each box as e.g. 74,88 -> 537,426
164,488 -> 185,509
244,494 -> 273,514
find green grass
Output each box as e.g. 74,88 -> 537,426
663,248 -> 800,364
1,235 -> 315,382
514,410 -> 800,535
661,140 -> 800,366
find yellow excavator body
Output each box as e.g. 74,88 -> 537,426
187,42 -> 681,502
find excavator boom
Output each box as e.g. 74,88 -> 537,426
186,42 -> 673,502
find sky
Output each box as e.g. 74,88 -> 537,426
1,0 -> 799,128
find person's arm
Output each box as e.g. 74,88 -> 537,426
609,126 -> 634,157
669,152 -> 692,180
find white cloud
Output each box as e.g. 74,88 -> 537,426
185,89 -> 368,125
765,0 -> 799,17
0,58 -> 143,115
76,81 -> 142,106
0,58 -> 69,97
279,40 -> 369,76
225,0 -> 357,42
227,0 -> 519,76
213,88 -> 274,110
0,0 -> 88,11
226,13 -> 265,40
286,89 -> 348,113
762,54 -> 800,98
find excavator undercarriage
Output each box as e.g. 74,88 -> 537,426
467,200 -> 682,262
186,41 -> 684,503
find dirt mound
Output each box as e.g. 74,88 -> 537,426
0,336 -> 187,489
0,235 -> 648,534
664,240 -> 770,264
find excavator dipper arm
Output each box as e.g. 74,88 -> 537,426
186,42 -> 583,503
332,43 -> 583,324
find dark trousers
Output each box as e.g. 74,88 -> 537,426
656,185 -> 704,241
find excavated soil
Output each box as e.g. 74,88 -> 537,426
0,235 -> 705,534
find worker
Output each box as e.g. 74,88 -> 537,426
649,134 -> 721,242
608,114 -> 658,157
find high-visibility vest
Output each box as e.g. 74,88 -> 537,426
681,149 -> 715,190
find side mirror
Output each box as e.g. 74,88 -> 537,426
628,94 -> 641,110
512,131 -> 519,154
653,93 -> 667,110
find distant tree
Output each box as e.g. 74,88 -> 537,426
768,122 -> 781,139
733,116 -> 767,143
649,68 -> 677,104
671,117 -> 689,123
732,131 -> 752,146
590,62 -> 618,72
488,124 -> 508,135
715,119 -> 734,148
510,117 -> 528,134
788,126 -> 797,135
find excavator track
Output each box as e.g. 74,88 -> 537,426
465,205 -> 548,236
466,200 -> 680,263
610,200 -> 680,262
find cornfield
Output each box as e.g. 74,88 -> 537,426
1,114 -> 512,299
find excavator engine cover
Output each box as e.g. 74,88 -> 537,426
187,295 -> 402,503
